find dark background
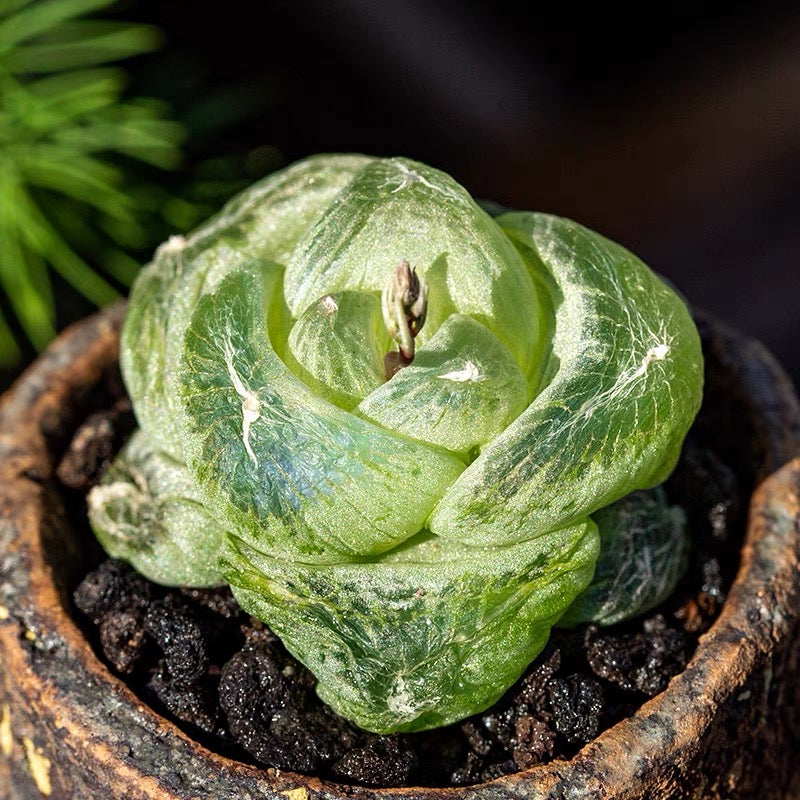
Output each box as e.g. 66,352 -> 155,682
90,1 -> 800,386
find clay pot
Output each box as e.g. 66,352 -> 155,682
0,304 -> 799,800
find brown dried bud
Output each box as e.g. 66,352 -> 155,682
382,260 -> 428,370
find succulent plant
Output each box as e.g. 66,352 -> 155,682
89,154 -> 702,733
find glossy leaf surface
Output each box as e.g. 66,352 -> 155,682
87,429 -> 226,587
178,268 -> 464,563
284,157 -> 542,382
559,486 -> 690,626
430,212 -> 704,546
121,153 -> 371,457
286,290 -> 390,410
222,520 -> 599,733
358,314 -> 528,456
99,154 -> 705,733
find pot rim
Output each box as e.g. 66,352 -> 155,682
1,304 -> 799,799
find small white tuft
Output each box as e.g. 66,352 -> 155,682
390,164 -> 422,192
87,477 -> 149,545
630,341 -> 671,382
158,235 -> 186,255
386,675 -> 417,716
438,360 -> 484,383
318,295 -> 339,315
241,394 -> 261,466
88,481 -> 141,510
648,343 -> 670,361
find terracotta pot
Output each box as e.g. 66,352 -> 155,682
0,304 -> 799,800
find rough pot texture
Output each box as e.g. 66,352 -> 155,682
0,304 -> 799,800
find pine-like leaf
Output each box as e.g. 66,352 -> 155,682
0,0 -> 188,365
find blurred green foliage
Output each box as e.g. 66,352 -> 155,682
0,0 -> 188,366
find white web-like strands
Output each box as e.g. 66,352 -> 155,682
572,326 -> 673,424
489,221 -> 691,518
388,163 -> 438,193
222,336 -> 261,466
540,231 -> 680,452
386,674 -> 418,717
87,466 -> 150,545
428,213 -> 704,550
381,161 -> 462,202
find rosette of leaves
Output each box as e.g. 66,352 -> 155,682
89,154 -> 703,733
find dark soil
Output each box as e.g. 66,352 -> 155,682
64,398 -> 743,788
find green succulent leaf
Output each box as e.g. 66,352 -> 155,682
178,267 -> 465,563
284,157 -> 543,383
559,486 -> 690,627
430,212 -> 704,546
120,154 -> 373,456
221,519 -> 599,733
286,290 -> 390,410
358,314 -> 528,457
98,154 -> 705,734
120,234 -> 265,458
191,152 -> 374,265
87,429 -> 226,587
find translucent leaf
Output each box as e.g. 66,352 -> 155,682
359,315 -> 528,457
178,268 -> 464,563
121,154 -> 374,457
559,486 -> 689,627
196,152 -> 373,264
284,157 -> 542,384
88,429 -> 226,588
110,155 -> 706,735
430,212 -> 704,546
221,519 -> 599,733
286,290 -> 390,409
